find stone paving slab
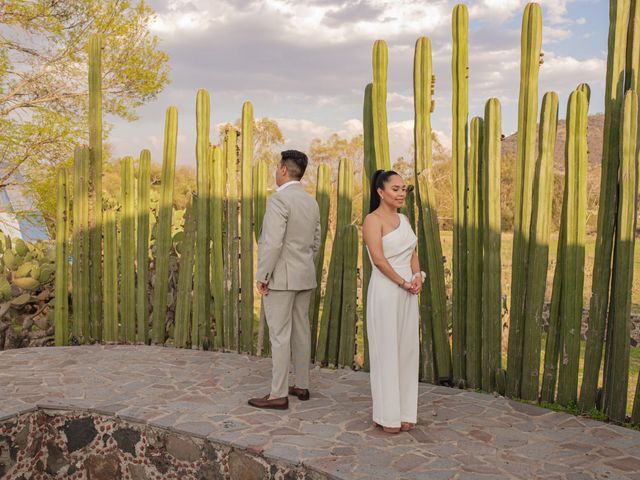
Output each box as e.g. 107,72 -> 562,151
1,345 -> 640,479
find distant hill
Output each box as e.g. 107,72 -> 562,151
501,113 -> 604,171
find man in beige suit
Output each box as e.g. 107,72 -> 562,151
249,150 -> 321,410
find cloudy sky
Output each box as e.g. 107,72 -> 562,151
108,0 -> 608,167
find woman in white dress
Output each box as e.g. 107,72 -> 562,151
362,169 -> 423,434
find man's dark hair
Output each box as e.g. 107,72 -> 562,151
280,150 -> 308,180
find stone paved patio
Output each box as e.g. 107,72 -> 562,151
1,345 -> 640,479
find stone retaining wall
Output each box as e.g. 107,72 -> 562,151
0,409 -> 328,480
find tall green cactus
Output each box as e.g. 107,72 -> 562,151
556,88 -> 588,406
506,2 -> 542,398
120,156 -> 136,343
372,41 -> 391,171
581,0 -> 631,411
310,163 -> 330,360
88,33 -> 103,342
240,101 -> 255,353
54,167 -> 69,346
466,116 -> 484,389
328,157 -> 353,367
362,83 -> 375,372
103,209 -> 118,342
602,90 -> 637,422
151,107 -> 178,344
193,89 -> 211,349
414,37 -> 446,383
317,158 -> 352,366
520,92 -> 559,401
252,159 -> 269,356
406,37 -> 432,383
225,126 -> 240,350
451,3 -> 469,384
175,199 -> 197,348
72,145 -> 90,343
481,98 -> 502,392
211,145 -> 225,349
338,224 -> 358,367
137,150 -> 151,344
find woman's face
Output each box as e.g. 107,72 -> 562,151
378,174 -> 406,209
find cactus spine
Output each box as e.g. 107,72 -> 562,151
211,146 -> 225,349
482,98 -> 502,392
174,199 -> 197,348
362,83 -> 375,371
414,36 -> 451,382
451,3 -> 469,384
120,156 -> 136,343
556,88 -> 588,406
103,210 -> 118,342
240,101 -> 255,353
225,127 -> 240,350
372,41 -> 391,171
520,92 -> 559,400
54,167 -> 69,346
506,2 -> 542,398
466,116 -> 483,389
72,145 -> 90,343
137,150 -> 151,344
581,0 -> 631,411
602,90 -> 637,422
310,163 -> 331,360
338,224 -> 358,367
151,107 -> 178,344
88,33 -> 103,342
193,89 -> 211,349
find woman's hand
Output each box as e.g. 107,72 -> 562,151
409,274 -> 423,295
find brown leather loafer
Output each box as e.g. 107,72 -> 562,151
288,386 -> 310,401
248,394 -> 289,410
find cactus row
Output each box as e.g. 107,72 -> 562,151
88,33 -> 103,342
481,98 -> 502,392
240,102 -> 255,353
414,36 -> 451,383
151,107 -> 178,344
519,92 -> 559,401
602,90 -> 637,422
310,163 -> 331,360
451,3 -> 468,384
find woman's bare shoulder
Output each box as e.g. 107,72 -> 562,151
363,212 -> 380,228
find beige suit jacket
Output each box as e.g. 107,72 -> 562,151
257,183 -> 321,291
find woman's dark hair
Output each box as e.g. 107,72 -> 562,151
369,169 -> 400,212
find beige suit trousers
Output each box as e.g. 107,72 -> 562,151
263,289 -> 313,398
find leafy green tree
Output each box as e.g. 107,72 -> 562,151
0,0 -> 169,226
